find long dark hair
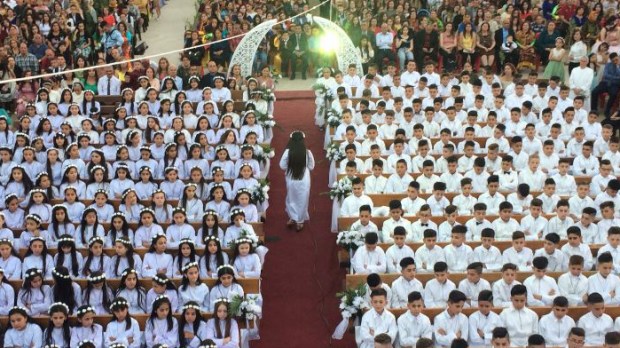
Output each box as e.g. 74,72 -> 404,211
116,268 -> 147,313
45,302 -> 71,345
52,267 -> 77,313
285,131 -> 307,180
20,268 -> 46,306
213,300 -> 232,339
83,271 -> 111,313
113,238 -> 136,277
149,296 -> 175,332
176,238 -> 197,276
55,235 -> 80,277
178,301 -> 204,347
82,236 -> 105,277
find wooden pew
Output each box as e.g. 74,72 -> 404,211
345,271 -> 597,289
16,247 -> 236,259
336,172 -> 592,185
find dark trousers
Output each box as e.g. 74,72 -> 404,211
376,48 -> 396,72
591,82 -> 620,117
290,52 -> 307,78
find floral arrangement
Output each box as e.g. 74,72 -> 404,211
326,142 -> 345,162
227,229 -> 259,249
336,284 -> 369,321
254,144 -> 275,164
251,179 -> 270,204
336,230 -> 365,252
259,88 -> 275,103
255,110 -> 276,129
230,294 -> 262,321
328,176 -> 353,201
325,108 -> 341,127
312,82 -> 329,96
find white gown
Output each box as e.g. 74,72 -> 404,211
279,149 -> 315,223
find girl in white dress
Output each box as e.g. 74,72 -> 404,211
147,273 -> 180,313
3,306 -> 43,348
51,266 -> 81,314
107,237 -> 143,278
82,236 -> 110,278
180,183 -> 205,223
142,234 -> 173,278
17,268 -> 51,316
144,295 -> 180,347
205,299 -> 240,348
46,204 -> 75,248
25,189 -> 52,223
178,301 -> 209,347
134,208 -> 164,249
82,271 -> 114,314
279,130 -> 315,231
54,234 -> 83,277
204,185 -> 231,223
76,208 -> 105,248
166,207 -> 196,248
231,189 -> 259,223
70,305 -> 104,348
231,238 -> 262,278
178,262 -> 210,312
198,211 -> 225,245
106,212 -> 134,248
105,297 -> 141,348
43,302 -> 71,348
0,239 -> 20,280
0,268 -> 15,315
116,268 -> 147,314
200,236 -> 229,279
173,238 -> 199,278
22,237 -> 54,279
208,265 -> 244,312
151,189 -> 174,224
18,213 -> 48,251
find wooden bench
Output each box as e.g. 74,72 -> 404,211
94,95 -> 122,105
16,246 -> 236,259
345,271 -> 597,289
339,214 -> 523,231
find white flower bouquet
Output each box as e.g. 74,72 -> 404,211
254,144 -> 275,164
251,179 -> 270,204
325,108 -> 341,127
328,177 -> 352,200
230,294 -> 262,321
255,110 -> 276,129
336,230 -> 365,252
325,141 -> 345,162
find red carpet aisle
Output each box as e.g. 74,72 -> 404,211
254,91 -> 356,347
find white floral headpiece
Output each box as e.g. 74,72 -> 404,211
44,344 -> 61,348
198,344 -> 217,348
29,188 -> 46,196
182,302 -> 201,311
236,237 -> 253,245
0,238 -> 13,246
112,211 -> 126,219
57,236 -> 75,244
182,261 -> 199,273
164,166 -> 179,173
77,340 -> 94,348
52,268 -> 71,279
52,204 -> 67,211
179,238 -> 195,245
109,299 -> 129,311
215,297 -> 230,304
89,165 -> 105,173
152,274 -> 169,284
229,208 -> 244,218
109,343 -> 127,348
76,306 -> 95,316
48,302 -> 70,314
87,273 -> 106,282
35,171 -> 49,180
26,214 -> 42,224
88,236 -> 104,246
140,207 -> 155,215
30,236 -> 45,244
217,264 -> 234,272
25,268 -> 42,279
121,268 -> 138,278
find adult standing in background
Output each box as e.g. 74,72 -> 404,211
279,131 -> 315,232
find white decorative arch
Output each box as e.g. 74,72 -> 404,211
228,17 -> 363,78
312,16 -> 363,76
228,19 -> 278,78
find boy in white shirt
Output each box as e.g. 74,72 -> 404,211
523,256 -> 560,306
338,143 -> 364,174
464,157 -> 490,193
423,261 -> 456,308
569,182 -> 595,220
408,124 -> 429,154
427,182 -> 450,216
495,156 -> 518,192
415,160 -> 439,193
539,139 -> 560,176
539,178 -> 561,214
538,295 -> 575,346
360,124 -> 387,156
492,263 -> 520,307
573,207 -> 600,244
397,291 -> 432,346
378,111 -> 398,139
437,205 -> 460,242
401,181 -> 425,217
560,106 -> 579,141
381,200 -> 412,244
603,137 -> 620,176
566,126 -> 587,157
432,130 -> 454,159
561,227 -> 594,271
458,262 -> 491,308
480,112 -> 498,138
371,101 -> 387,124
552,158 -> 577,195
506,183 -> 533,215
349,205 -> 379,234
384,159 -> 414,194
598,227 -> 620,274
364,159 -> 387,194
471,228 -> 503,271
411,141 -> 436,174
595,182 -> 620,219
415,229 -> 445,272
548,123 -> 568,155
492,201 -> 520,241
440,107 -> 462,137
333,109 -> 358,141
587,252 -> 620,305
558,254 -> 589,306
465,203 -> 492,241
502,231 -> 533,271
522,123 -> 543,155
594,123 -> 613,157
507,136 -> 529,170
443,225 -> 472,272
499,284 -> 539,347
485,124 -> 510,153
478,175 -> 505,215
518,155 -> 547,191
534,232 -> 568,272
470,294 -> 504,346
573,141 -> 600,176
591,159 -> 615,197
386,139 -> 411,173
457,125 -> 482,154
363,146 -> 388,174
410,204 -> 437,242
520,198 -> 548,240
390,257 -> 423,308
504,107 -> 526,136
433,290 -> 469,347
338,124 -> 363,153
340,174 -> 373,214
352,232 -> 387,274
452,178 -> 476,215
577,292 -> 615,346
358,288 -> 397,348
363,273 -> 393,308
544,199 -> 574,239
485,144 -> 502,172
439,155 -> 464,193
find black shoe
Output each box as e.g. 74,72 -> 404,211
290,75 -> 296,80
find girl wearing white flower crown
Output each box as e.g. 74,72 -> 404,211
178,301 -> 209,347
82,271 -> 114,315
178,262 -> 210,313
43,302 -> 71,347
208,266 -> 244,312
145,295 -> 180,347
232,238 -> 261,278
279,130 -> 315,231
3,306 -> 43,348
105,297 -> 141,348
205,299 -> 240,348
70,305 -> 104,348
17,268 -> 51,316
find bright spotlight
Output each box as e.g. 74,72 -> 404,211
320,32 -> 340,54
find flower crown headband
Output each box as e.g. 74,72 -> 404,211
109,343 -> 127,348
116,237 -> 132,246
77,340 -> 94,348
217,264 -> 234,272
203,210 -> 218,218
35,171 -> 49,181
152,274 -> 169,284
87,273 -> 106,282
89,236 -> 104,246
182,261 -> 199,273
179,237 -> 195,245
112,211 -> 126,219
90,165 -> 105,173
44,345 -> 61,348
109,299 -> 129,311
182,302 -> 201,311
121,188 -> 136,201
82,207 -> 97,217
52,268 -> 71,279
57,236 -> 75,244
151,232 -> 167,242
94,189 -> 109,197
25,268 -> 43,279
153,294 -> 169,304
48,302 -> 70,315
215,297 -> 230,304
25,214 -> 42,224
121,268 -> 138,278
165,166 -> 179,173
229,208 -> 244,218
29,188 -> 46,196
76,306 -> 95,316
140,207 -> 155,215
236,237 -> 253,245
63,185 -> 77,193
198,344 -> 217,348
0,238 -> 12,246
30,236 -> 45,244
10,306 -> 28,315
173,206 -> 186,214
